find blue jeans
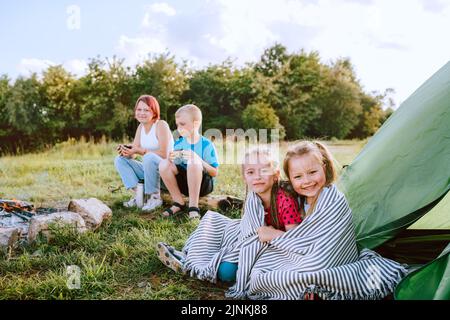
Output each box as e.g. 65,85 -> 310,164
217,262 -> 238,282
114,153 -> 162,194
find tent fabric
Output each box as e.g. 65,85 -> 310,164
374,190 -> 450,265
395,244 -> 450,300
409,190 -> 450,230
338,61 -> 450,249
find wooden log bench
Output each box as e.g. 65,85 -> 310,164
160,193 -> 243,212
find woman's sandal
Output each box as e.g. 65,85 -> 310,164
188,206 -> 201,219
156,242 -> 184,273
162,202 -> 186,217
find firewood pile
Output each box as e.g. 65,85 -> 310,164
1,194 -> 243,249
0,198 -> 112,248
0,199 -> 42,221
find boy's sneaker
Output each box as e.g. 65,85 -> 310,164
123,196 -> 137,208
142,195 -> 163,211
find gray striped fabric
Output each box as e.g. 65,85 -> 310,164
182,185 -> 409,300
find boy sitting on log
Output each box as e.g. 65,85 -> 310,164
159,104 -> 219,219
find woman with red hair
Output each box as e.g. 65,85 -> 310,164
115,95 -> 174,211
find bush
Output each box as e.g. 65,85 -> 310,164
241,102 -> 286,140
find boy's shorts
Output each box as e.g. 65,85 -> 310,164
175,165 -> 214,197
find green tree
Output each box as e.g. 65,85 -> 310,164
77,56 -> 133,140
132,53 -> 188,129
0,75 -> 16,152
307,59 -> 363,139
241,102 -> 285,139
255,43 -> 289,77
379,88 -> 396,126
182,61 -> 257,131
4,74 -> 51,151
348,88 -> 395,139
382,107 -> 394,124
5,74 -> 45,134
269,50 -> 325,140
41,65 -> 77,140
0,46 -> 396,153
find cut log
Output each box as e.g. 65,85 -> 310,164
68,198 -> 112,230
0,227 -> 20,248
28,211 -> 87,242
160,193 -> 243,211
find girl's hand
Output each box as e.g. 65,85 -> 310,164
257,226 -> 284,243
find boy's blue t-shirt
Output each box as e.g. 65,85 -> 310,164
173,136 -> 219,172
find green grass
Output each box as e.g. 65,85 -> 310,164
0,138 -> 366,300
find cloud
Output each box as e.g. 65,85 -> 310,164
117,2 -> 179,67
11,0 -> 450,108
17,58 -> 88,77
312,0 -> 450,105
206,0 -> 280,62
206,0 -> 450,105
63,59 -> 88,76
116,0 -> 450,105
419,0 -> 449,13
17,58 -> 56,76
118,1 -> 226,67
149,2 -> 176,16
116,35 -> 168,67
142,2 -> 176,29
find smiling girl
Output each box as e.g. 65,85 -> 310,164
283,141 -> 337,218
242,148 -> 303,244
156,147 -> 302,283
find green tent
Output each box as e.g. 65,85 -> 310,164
409,190 -> 450,230
395,244 -> 450,300
337,61 -> 450,299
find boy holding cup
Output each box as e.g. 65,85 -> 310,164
159,104 -> 219,219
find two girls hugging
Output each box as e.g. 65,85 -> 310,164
156,143 -> 408,300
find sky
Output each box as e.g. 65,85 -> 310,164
1,0 -> 450,107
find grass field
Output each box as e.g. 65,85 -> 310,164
0,138 -> 366,299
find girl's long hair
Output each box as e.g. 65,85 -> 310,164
241,147 -> 282,229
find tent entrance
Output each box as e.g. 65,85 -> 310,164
374,229 -> 450,265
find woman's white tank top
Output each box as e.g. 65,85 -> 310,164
140,121 -> 160,151
140,121 -> 174,152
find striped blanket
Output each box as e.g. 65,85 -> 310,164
182,185 -> 408,300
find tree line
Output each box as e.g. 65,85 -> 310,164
0,44 -> 394,154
